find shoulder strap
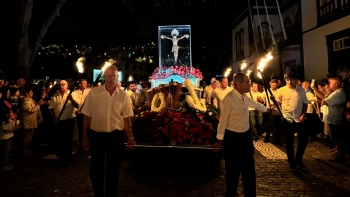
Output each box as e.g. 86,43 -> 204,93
249,91 -> 253,99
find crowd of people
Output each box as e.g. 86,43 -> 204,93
0,75 -> 149,172
0,65 -> 349,197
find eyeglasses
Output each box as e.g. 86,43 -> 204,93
104,75 -> 118,79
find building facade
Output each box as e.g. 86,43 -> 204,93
302,0 -> 350,80
232,0 -> 302,80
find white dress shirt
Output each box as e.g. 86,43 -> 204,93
275,85 -> 308,123
246,90 -> 262,111
74,88 -> 91,111
216,88 -> 267,140
81,85 -> 134,132
211,86 -> 233,109
49,91 -> 80,121
305,90 -> 315,114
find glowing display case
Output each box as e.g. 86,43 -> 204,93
149,25 -> 202,88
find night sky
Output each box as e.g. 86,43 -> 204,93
3,0 -> 246,78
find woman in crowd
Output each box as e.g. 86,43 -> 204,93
19,87 -> 44,155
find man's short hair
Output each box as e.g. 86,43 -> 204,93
251,81 -> 258,86
80,79 -> 87,83
284,72 -> 297,80
210,78 -> 216,83
233,73 -> 247,87
128,81 -> 136,87
217,77 -> 228,82
270,79 -> 277,84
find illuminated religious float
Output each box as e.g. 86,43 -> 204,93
132,25 -> 220,148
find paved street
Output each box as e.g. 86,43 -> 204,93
0,137 -> 349,197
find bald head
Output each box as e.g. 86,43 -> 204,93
329,77 -> 341,91
302,81 -> 310,91
59,79 -> 68,93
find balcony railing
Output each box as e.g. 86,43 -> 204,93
317,0 -> 350,26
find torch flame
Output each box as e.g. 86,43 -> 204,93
101,61 -> 111,72
76,57 -> 85,73
241,61 -> 247,70
246,69 -> 252,78
224,67 -> 232,77
257,52 -> 273,72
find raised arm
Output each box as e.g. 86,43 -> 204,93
177,34 -> 189,40
161,35 -> 172,40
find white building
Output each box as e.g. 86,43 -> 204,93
302,0 -> 350,80
232,0 -> 302,80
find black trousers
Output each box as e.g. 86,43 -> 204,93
89,129 -> 125,197
55,118 -> 75,162
76,113 -> 84,151
222,129 -> 256,197
283,120 -> 308,164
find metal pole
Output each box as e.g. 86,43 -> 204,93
254,0 -> 266,49
248,0 -> 259,53
275,0 -> 287,40
262,0 -> 276,45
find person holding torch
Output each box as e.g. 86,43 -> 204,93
81,64 -> 135,197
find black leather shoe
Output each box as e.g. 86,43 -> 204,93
289,164 -> 297,172
296,161 -> 307,169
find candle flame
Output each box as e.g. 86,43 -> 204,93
128,75 -> 133,81
76,57 -> 85,73
224,67 -> 232,77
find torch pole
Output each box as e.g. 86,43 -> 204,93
57,73 -> 81,120
258,69 -> 284,119
94,71 -> 103,87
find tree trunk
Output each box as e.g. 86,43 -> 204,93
17,0 -> 33,79
16,0 -> 67,79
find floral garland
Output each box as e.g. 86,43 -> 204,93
184,79 -> 206,112
149,66 -> 203,80
151,93 -> 167,113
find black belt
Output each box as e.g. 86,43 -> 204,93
225,129 -> 249,136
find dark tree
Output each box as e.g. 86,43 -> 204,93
17,0 -> 67,78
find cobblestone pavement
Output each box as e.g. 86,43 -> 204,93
0,136 -> 349,197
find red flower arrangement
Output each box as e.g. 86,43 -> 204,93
149,66 -> 204,80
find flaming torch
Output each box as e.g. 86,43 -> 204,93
57,57 -> 85,120
94,59 -> 115,86
224,67 -> 232,78
256,52 -> 284,118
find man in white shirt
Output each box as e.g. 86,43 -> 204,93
302,81 -> 318,141
49,80 -> 80,166
247,82 -> 265,140
214,73 -> 268,197
273,72 -> 308,171
313,77 -> 346,163
81,65 -> 135,197
74,79 -> 91,152
203,78 -> 216,104
211,77 -> 233,110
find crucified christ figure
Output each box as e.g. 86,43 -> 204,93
161,29 -> 189,65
